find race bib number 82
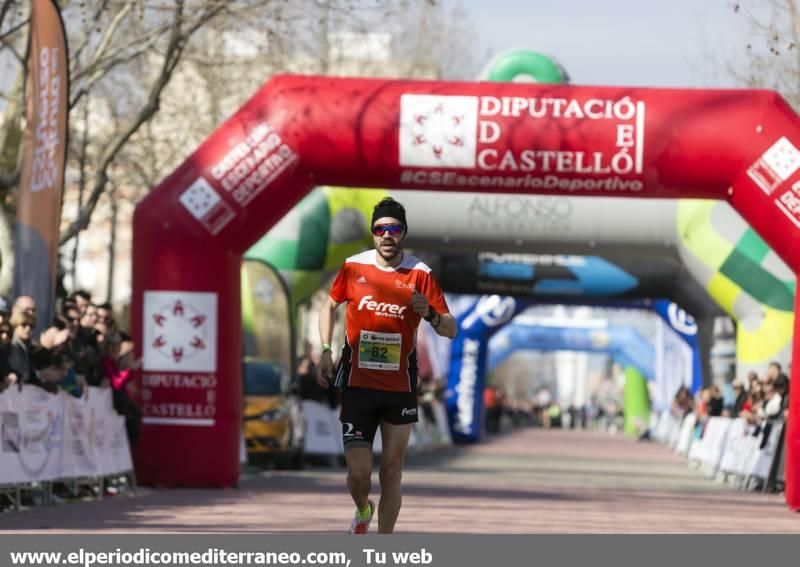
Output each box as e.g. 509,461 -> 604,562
358,330 -> 402,371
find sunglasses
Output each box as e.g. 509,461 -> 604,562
372,223 -> 404,237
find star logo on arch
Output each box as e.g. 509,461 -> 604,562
400,94 -> 478,168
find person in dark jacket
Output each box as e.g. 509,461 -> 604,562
731,380 -> 748,418
7,311 -> 39,386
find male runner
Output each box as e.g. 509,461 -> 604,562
317,197 -> 457,534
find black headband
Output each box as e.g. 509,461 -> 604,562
371,202 -> 407,231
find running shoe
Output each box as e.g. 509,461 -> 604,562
348,499 -> 375,534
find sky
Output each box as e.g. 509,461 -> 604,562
456,0 -> 755,88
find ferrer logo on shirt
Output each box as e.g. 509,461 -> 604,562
358,295 -> 408,319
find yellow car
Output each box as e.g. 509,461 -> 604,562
242,358 -> 304,469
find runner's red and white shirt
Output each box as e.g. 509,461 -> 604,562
329,249 -> 449,392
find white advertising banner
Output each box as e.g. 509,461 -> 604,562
0,386 -> 64,484
0,387 -> 132,484
302,400 -> 341,455
653,317 -> 693,412
61,393 -> 98,478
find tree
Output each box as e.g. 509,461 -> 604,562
0,0 -> 241,293
0,0 -> 480,299
730,1 -> 800,108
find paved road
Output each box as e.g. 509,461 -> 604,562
1,428 -> 797,533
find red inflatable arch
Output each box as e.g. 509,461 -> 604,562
133,76 -> 800,507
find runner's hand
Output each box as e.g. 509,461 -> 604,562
410,290 -> 429,316
317,351 -> 333,389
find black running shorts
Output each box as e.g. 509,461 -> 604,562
340,387 -> 419,448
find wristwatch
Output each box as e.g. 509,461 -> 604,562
423,306 -> 436,322
322,343 -> 333,353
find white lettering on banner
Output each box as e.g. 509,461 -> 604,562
210,123 -> 271,179
141,295 -> 218,426
478,96 -> 636,120
31,47 -> 63,193
454,338 -> 480,435
142,292 -> 219,426
231,145 -> 297,206
209,121 -> 299,207
398,94 -> 647,192
479,252 -> 586,267
142,403 -> 216,419
400,170 -> 644,192
479,121 -> 501,144
474,149 -> 618,173
467,196 -> 573,234
775,180 -> 800,229
467,195 -> 572,221
142,417 -> 214,427
142,373 -> 218,389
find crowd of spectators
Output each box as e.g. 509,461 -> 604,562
672,361 -> 790,427
0,291 -> 141,447
670,361 -> 790,476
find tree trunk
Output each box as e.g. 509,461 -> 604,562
106,181 -> 118,304
0,205 -> 14,295
71,98 -> 91,289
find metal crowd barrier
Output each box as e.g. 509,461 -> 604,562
653,411 -> 786,493
0,386 -> 137,513
0,472 -> 137,512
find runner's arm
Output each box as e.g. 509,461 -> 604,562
316,296 -> 341,387
419,273 -> 457,339
429,312 -> 457,339
318,295 -> 341,348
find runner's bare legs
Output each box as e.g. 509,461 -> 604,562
345,446 -> 373,511
377,422 -> 412,534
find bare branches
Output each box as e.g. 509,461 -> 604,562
59,0 -> 228,245
0,0 -> 26,66
69,29 -> 165,108
0,0 -> 11,31
728,1 -> 800,107
85,1 -> 136,73
2,0 -> 480,254
0,34 -> 22,64
69,0 -> 112,63
0,13 -> 27,44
